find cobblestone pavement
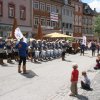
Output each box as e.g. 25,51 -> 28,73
62,69 -> 100,100
81,71 -> 100,100
46,70 -> 100,100
46,59 -> 100,100
0,51 -> 99,100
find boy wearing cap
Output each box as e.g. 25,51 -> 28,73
69,63 -> 79,96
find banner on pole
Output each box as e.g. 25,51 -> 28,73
14,27 -> 23,40
82,36 -> 87,46
14,27 -> 27,43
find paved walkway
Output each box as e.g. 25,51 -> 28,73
0,50 -> 99,100
64,62 -> 100,100
81,70 -> 100,100
47,67 -> 100,100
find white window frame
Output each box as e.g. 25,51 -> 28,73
20,7 -> 26,20
46,4 -> 51,12
41,18 -> 45,26
33,1 -> 39,9
51,5 -> 56,13
46,19 -> 51,26
9,6 -> 15,17
40,2 -> 45,11
34,17 -> 39,25
51,21 -> 56,27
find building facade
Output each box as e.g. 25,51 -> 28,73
62,0 -> 74,36
71,0 -> 83,37
82,3 -> 96,41
32,0 -> 64,35
0,0 -> 32,38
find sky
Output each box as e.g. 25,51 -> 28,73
82,0 -> 100,12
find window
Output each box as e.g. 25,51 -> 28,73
63,9 -> 65,15
51,21 -> 56,27
0,1 -> 3,16
75,15 -> 78,25
69,24 -> 72,29
84,28 -> 86,33
89,19 -> 92,25
34,17 -> 39,25
66,23 -> 68,29
70,11 -> 73,17
46,4 -> 51,12
85,18 -> 88,25
66,9 -> 69,16
33,1 -> 39,9
82,28 -> 84,34
46,19 -> 50,26
40,2 -> 45,11
56,7 -> 59,13
82,17 -> 85,24
51,5 -> 56,13
86,28 -> 88,34
79,16 -> 82,25
8,3 -> 15,18
20,6 -> 26,20
75,27 -> 78,33
75,5 -> 78,12
41,18 -> 45,26
78,7 -> 80,12
79,27 -> 81,33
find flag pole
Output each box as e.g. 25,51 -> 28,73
11,17 -> 17,39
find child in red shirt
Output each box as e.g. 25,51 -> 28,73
69,63 -> 79,96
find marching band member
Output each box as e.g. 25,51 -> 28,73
46,48 -> 51,60
0,37 -> 6,65
32,39 -> 37,62
6,39 -> 13,63
12,39 -> 19,62
35,48 -> 40,61
41,48 -> 46,60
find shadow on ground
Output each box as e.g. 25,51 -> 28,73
62,59 -> 72,62
76,94 -> 88,100
21,70 -> 38,78
0,63 -> 8,67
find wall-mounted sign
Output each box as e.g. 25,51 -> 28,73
0,25 -> 12,31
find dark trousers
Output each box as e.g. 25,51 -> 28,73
92,50 -> 95,56
0,53 -> 4,58
80,48 -> 84,55
19,56 -> 26,66
81,81 -> 91,90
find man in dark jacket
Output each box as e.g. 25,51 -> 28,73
16,38 -> 28,74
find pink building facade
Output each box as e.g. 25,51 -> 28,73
0,0 -> 32,38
